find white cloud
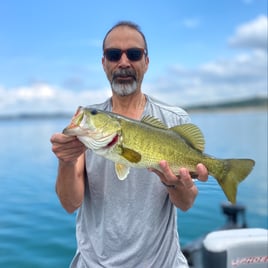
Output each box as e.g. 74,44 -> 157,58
145,49 -> 267,106
229,15 -> 268,50
0,83 -> 111,116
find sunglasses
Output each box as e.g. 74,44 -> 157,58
104,48 -> 146,62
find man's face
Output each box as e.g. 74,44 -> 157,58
102,26 -> 149,96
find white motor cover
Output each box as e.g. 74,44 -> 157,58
203,228 -> 268,268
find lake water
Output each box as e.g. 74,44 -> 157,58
0,109 -> 267,267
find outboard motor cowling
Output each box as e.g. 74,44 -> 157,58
202,228 -> 268,268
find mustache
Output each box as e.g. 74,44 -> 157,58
112,69 -> 136,80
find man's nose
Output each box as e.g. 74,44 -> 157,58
118,52 -> 131,67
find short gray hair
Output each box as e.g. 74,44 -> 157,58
102,21 -> 148,55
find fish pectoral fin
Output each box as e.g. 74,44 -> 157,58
121,147 -> 141,163
115,163 -> 130,180
170,123 -> 205,152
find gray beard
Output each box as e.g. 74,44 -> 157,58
111,80 -> 138,96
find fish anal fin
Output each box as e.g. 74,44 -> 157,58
115,163 -> 130,180
170,123 -> 205,152
121,147 -> 141,163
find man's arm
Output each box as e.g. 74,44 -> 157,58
150,161 -> 208,211
50,133 -> 87,213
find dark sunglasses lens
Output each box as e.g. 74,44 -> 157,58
126,49 -> 143,61
105,48 -> 144,62
105,49 -> 122,61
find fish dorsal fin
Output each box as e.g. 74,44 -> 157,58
141,115 -> 168,129
115,163 -> 130,180
170,123 -> 205,152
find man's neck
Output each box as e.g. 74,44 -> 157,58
111,92 -> 146,119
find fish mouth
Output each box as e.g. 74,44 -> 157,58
62,125 -> 88,136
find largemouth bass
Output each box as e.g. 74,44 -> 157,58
63,106 -> 255,204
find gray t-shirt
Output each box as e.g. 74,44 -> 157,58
70,95 -> 190,268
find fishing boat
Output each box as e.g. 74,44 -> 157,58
182,203 -> 268,268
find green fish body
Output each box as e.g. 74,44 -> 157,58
63,106 -> 255,204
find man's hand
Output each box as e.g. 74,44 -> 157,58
151,160 -> 208,187
50,133 -> 87,163
149,160 -> 208,210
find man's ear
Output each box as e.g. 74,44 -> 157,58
144,56 -> 149,73
102,56 -> 106,71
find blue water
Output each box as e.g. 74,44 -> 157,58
0,110 -> 267,267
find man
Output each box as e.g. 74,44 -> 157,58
51,21 -> 208,268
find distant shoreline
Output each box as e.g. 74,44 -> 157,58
184,96 -> 267,113
0,96 -> 267,120
185,104 -> 267,114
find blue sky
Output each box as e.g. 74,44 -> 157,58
0,0 -> 267,115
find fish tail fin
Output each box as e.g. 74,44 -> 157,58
213,159 -> 255,204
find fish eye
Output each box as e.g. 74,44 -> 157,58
91,109 -> 98,115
